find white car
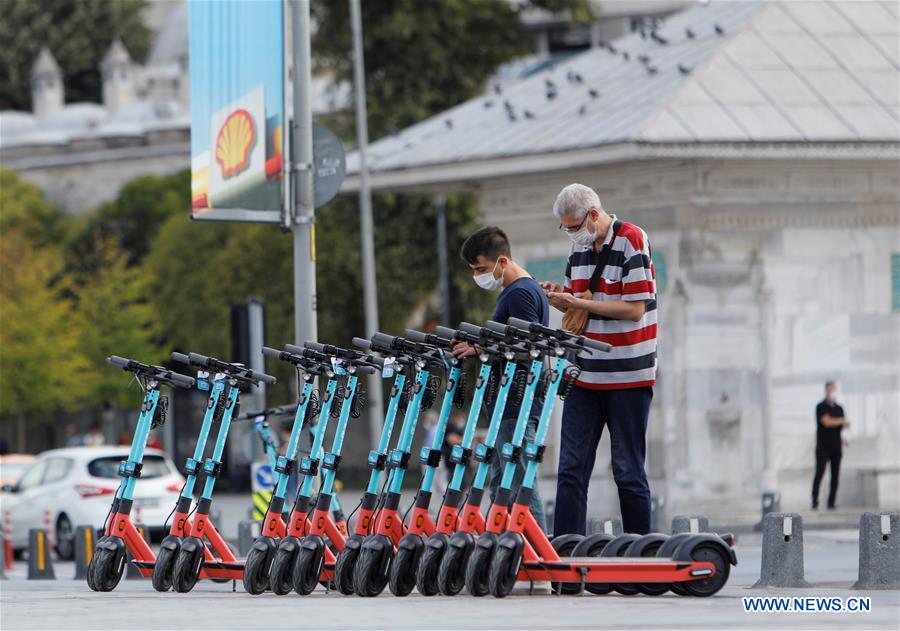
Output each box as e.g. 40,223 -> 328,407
0,446 -> 184,560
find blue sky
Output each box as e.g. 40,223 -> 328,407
188,0 -> 284,157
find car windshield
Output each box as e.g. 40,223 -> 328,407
88,455 -> 172,479
0,462 -> 32,484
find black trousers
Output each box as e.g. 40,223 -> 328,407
812,444 -> 842,508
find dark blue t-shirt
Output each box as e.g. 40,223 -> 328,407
488,276 -> 550,421
492,277 -> 550,327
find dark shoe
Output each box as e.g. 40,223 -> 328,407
827,504 -> 836,510
812,501 -> 818,510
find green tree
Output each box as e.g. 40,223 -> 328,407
0,0 -> 152,111
0,169 -> 66,247
65,170 -> 191,272
0,229 -> 92,451
70,239 -> 164,407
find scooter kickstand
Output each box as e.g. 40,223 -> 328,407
578,567 -> 588,596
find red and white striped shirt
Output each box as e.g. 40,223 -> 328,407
564,215 -> 657,390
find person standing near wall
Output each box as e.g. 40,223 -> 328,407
541,183 -> 657,536
812,380 -> 849,510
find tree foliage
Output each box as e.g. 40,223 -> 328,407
0,0 -> 152,111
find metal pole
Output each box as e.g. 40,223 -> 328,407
292,0 -> 317,345
435,192 -> 450,326
350,0 -> 383,446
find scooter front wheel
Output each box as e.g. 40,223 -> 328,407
465,534 -> 496,597
269,538 -> 300,596
388,537 -> 420,597
333,536 -> 363,595
417,534 -> 448,596
437,532 -> 472,596
151,536 -> 180,592
293,536 -> 325,595
353,536 -> 393,597
488,539 -> 523,598
87,537 -> 126,592
172,537 -> 203,593
242,539 -> 275,595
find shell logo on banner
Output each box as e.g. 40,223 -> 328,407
215,109 -> 256,179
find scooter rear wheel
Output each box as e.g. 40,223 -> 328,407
269,539 -> 299,596
550,534 -> 585,594
604,534 -> 641,595
655,533 -> 694,596
87,538 -> 126,592
388,540 -> 419,597
437,533 -> 472,596
627,534 -> 669,596
85,535 -> 105,591
242,541 -> 273,595
679,542 -> 731,598
151,538 -> 179,592
172,537 -> 203,593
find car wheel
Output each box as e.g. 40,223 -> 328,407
55,513 -> 75,561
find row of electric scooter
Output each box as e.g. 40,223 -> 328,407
87,317 -> 736,598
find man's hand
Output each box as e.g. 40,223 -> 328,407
547,291 -> 579,310
540,281 -> 562,294
452,341 -> 479,358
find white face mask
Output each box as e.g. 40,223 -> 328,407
569,225 -> 596,246
473,259 -> 503,291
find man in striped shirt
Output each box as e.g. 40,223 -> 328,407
541,183 -> 656,535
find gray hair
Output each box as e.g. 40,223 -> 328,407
552,183 -> 602,220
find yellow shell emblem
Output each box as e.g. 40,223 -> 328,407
215,109 -> 256,179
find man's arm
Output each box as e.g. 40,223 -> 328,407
547,292 -> 645,322
820,414 -> 850,428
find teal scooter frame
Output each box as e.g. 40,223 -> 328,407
87,356 -> 195,592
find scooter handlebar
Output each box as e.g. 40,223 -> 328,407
106,355 -> 130,369
457,322 -> 484,337
303,341 -> 327,354
432,326 -> 458,340
506,317 -> 612,353
352,337 -> 371,351
371,332 -> 397,349
404,329 -> 428,344
484,320 -> 512,336
262,346 -> 282,359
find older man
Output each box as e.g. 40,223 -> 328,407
540,183 -> 657,535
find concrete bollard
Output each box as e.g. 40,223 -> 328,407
852,512 -> 899,590
588,517 -> 623,536
672,515 -> 709,534
73,525 -> 97,580
126,527 -> 150,579
0,534 -> 7,579
27,528 -> 55,580
238,520 -> 261,557
753,512 -> 809,588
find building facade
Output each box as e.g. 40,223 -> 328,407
343,0 -> 900,518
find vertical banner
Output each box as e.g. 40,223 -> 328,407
188,0 -> 285,222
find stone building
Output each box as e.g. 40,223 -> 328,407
344,0 -> 900,518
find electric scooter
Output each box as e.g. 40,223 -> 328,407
350,333 -> 449,597
169,352 -> 276,592
290,343 -> 380,595
370,333 -> 465,597
87,356 -> 196,592
150,356 -> 231,591
482,318 -> 737,598
331,341 -> 417,595
266,342 -> 379,595
241,349 -> 333,594
417,324 -> 534,596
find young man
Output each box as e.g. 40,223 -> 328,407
812,381 -> 849,510
453,226 -> 548,531
542,183 -> 656,536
